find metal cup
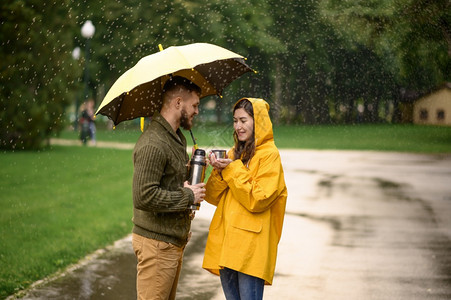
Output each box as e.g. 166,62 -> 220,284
212,149 -> 226,159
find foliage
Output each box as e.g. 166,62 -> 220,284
0,0 -> 81,150
73,0 -> 284,123
2,0 -> 450,150
318,0 -> 451,90
264,0 -> 335,124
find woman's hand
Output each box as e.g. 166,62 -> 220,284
209,152 -> 232,174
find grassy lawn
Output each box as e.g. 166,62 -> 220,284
1,123 -> 450,298
0,146 -> 133,298
56,123 -> 451,153
272,124 -> 451,153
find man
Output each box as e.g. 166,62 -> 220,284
132,76 -> 206,300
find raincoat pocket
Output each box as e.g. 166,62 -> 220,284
230,213 -> 262,233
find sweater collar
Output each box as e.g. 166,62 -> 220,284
152,111 -> 186,146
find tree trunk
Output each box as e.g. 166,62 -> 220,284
273,59 -> 282,125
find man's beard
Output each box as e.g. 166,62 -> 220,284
180,108 -> 192,130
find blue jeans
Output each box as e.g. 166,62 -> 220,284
219,267 -> 265,300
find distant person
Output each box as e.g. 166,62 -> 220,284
132,76 -> 206,300
202,98 -> 288,300
86,99 -> 96,145
78,102 -> 90,145
79,99 -> 96,146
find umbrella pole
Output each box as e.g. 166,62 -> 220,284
158,44 -> 199,150
190,130 -> 198,150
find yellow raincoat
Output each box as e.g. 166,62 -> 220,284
202,98 -> 288,285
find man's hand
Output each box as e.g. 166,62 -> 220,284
184,181 -> 206,204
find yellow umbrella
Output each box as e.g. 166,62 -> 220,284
95,43 -> 254,126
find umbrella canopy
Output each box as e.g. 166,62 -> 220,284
95,43 -> 254,126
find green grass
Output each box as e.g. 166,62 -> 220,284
56,123 -> 451,153
0,146 -> 133,298
272,124 -> 451,153
2,123 -> 450,298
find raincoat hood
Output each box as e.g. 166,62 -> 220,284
234,98 -> 273,148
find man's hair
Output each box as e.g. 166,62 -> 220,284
162,76 -> 201,100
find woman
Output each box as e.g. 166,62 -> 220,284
202,98 -> 288,300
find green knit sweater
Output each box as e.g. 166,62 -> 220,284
132,112 -> 194,247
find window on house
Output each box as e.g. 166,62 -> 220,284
437,109 -> 445,121
419,109 -> 428,120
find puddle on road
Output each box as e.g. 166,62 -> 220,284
295,172 -> 451,299
373,178 -> 405,189
15,219 -> 221,300
19,237 -> 137,300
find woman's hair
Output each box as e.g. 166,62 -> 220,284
233,99 -> 255,165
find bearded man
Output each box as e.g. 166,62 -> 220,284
132,76 -> 206,300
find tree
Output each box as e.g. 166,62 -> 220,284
319,0 -> 451,92
266,0 -> 339,124
0,0 -> 80,150
75,0 -> 283,124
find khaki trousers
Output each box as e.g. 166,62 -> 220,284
132,233 -> 184,300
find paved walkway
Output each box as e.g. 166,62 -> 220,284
49,138 -> 135,150
11,141 -> 451,299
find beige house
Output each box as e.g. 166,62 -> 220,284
413,84 -> 451,126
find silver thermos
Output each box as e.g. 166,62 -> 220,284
189,148 -> 206,210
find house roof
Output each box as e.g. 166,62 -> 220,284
418,82 -> 451,100
402,82 -> 451,104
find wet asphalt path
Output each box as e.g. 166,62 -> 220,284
12,150 -> 451,300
